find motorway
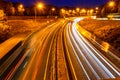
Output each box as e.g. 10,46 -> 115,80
0,18 -> 120,80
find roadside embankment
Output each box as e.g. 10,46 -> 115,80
79,19 -> 120,52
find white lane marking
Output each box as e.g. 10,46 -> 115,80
73,18 -> 119,78
75,28 -> 120,76
66,22 -> 91,80
23,62 -> 28,69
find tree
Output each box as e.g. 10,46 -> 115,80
0,0 -> 4,9
118,0 -> 120,13
4,2 -> 15,15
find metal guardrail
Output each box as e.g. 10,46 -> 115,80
0,41 -> 22,65
0,41 -> 23,79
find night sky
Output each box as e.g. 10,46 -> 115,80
5,0 -> 108,7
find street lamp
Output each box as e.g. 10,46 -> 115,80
69,10 -> 72,13
108,1 -> 115,7
108,1 -> 115,14
51,8 -> 55,16
37,3 -> 43,9
76,8 -> 80,12
81,9 -> 86,13
80,9 -> 86,16
61,8 -> 65,13
19,4 -> 23,8
95,7 -> 99,15
18,4 -> 24,15
35,2 -> 44,22
95,7 -> 99,10
52,8 -> 55,11
90,9 -> 94,15
60,8 -> 65,18
76,8 -> 80,16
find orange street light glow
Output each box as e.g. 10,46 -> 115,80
76,8 -> 80,12
90,9 -> 94,13
37,3 -> 44,9
18,4 -> 25,12
52,8 -> 55,11
95,7 -> 99,10
19,4 -> 23,8
61,8 -> 65,13
108,1 -> 115,7
81,9 -> 86,13
69,10 -> 72,13
72,10 -> 75,13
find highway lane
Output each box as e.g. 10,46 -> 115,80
10,19 -> 70,80
64,18 -> 120,79
1,18 -> 120,80
0,20 -> 62,79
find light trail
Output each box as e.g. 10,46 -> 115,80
77,31 -> 120,76
66,22 -> 91,80
1,18 -> 120,80
72,25 -> 115,78
70,18 -> 120,79
74,18 -> 120,76
65,22 -> 79,80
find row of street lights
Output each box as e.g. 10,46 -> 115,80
17,2 -> 44,22
60,8 -> 97,17
17,0 -> 116,18
60,0 -> 116,17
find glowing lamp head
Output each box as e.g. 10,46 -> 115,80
76,8 -> 80,12
95,7 -> 98,10
109,1 -> 115,7
37,3 -> 43,9
69,10 -> 72,13
61,9 -> 65,13
19,4 -> 23,8
81,9 -> 86,13
52,8 -> 55,11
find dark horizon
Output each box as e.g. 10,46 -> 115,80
4,0 -> 108,8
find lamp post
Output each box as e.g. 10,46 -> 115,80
80,9 -> 86,16
18,4 -> 24,15
19,4 -> 23,9
76,8 -> 80,12
35,2 -> 43,22
52,8 -> 55,11
90,9 -> 94,15
60,8 -> 65,18
95,7 -> 99,13
76,8 -> 80,16
51,8 -> 55,16
108,1 -> 115,7
108,1 -> 115,14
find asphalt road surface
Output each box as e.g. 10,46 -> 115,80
0,18 -> 120,80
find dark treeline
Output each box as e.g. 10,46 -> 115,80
0,0 -> 120,17
0,0 -> 61,16
97,0 -> 120,17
